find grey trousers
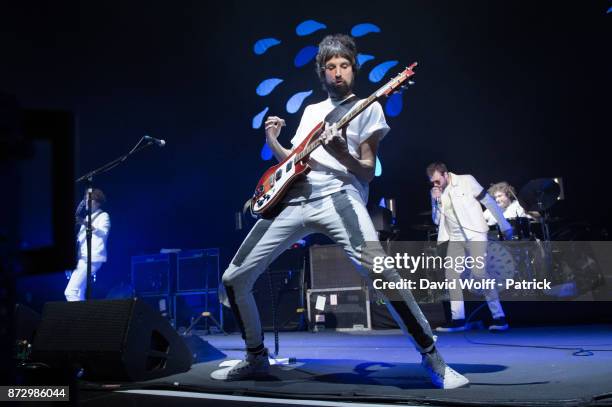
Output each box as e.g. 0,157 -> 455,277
222,190 -> 435,353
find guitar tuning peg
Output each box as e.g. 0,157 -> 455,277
408,80 -> 415,85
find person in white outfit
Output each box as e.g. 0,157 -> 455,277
428,163 -> 512,332
64,189 -> 110,301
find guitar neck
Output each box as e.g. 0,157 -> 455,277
336,93 -> 378,130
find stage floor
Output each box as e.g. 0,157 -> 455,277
81,324 -> 612,406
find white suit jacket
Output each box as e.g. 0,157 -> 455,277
77,209 -> 110,262
432,173 -> 510,242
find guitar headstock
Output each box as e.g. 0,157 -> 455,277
376,62 -> 417,98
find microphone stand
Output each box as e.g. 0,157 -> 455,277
75,136 -> 160,300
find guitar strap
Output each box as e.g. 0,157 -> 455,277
323,95 -> 360,127
78,211 -> 103,235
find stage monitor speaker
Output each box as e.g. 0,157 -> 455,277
309,244 -> 365,290
32,298 -> 193,382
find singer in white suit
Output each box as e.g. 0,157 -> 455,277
65,189 -> 111,301
427,162 -> 512,332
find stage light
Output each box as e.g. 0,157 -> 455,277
260,143 -> 273,161
385,92 -> 403,117
286,90 -> 313,114
357,53 -> 375,67
369,60 -> 399,83
351,23 -> 381,37
256,78 -> 284,96
253,38 -> 281,55
294,45 -> 318,68
375,156 -> 382,176
296,20 -> 327,36
252,106 -> 269,129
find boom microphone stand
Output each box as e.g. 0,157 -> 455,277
75,135 -> 165,300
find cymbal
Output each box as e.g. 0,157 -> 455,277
519,178 -> 560,212
411,224 -> 437,232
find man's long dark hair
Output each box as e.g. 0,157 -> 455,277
315,34 -> 360,82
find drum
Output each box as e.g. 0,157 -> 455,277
485,241 -> 518,283
488,225 -> 501,241
497,217 -> 533,240
466,241 -> 518,297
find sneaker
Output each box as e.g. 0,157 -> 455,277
435,319 -> 467,333
489,317 -> 509,332
421,348 -> 469,389
222,348 -> 271,381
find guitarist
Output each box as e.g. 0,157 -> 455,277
218,34 -> 469,388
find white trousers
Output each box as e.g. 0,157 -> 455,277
65,259 -> 103,301
444,240 -> 505,320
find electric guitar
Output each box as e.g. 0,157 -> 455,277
250,62 -> 418,216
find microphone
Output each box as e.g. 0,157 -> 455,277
144,135 -> 166,147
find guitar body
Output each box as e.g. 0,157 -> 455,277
251,121 -> 324,216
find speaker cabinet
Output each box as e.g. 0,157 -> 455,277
32,298 -> 193,381
309,244 -> 365,289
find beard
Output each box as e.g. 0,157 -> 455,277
324,79 -> 352,100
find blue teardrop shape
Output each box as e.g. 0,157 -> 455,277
385,92 -> 403,117
375,157 -> 382,177
294,45 -> 318,67
351,23 -> 381,37
256,78 -> 283,96
357,53 -> 375,67
296,20 -> 327,36
253,38 -> 281,55
368,60 -> 398,83
286,90 -> 313,114
261,143 -> 273,161
252,106 -> 269,129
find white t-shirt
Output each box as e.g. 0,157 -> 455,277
283,96 -> 390,204
441,187 -> 467,240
